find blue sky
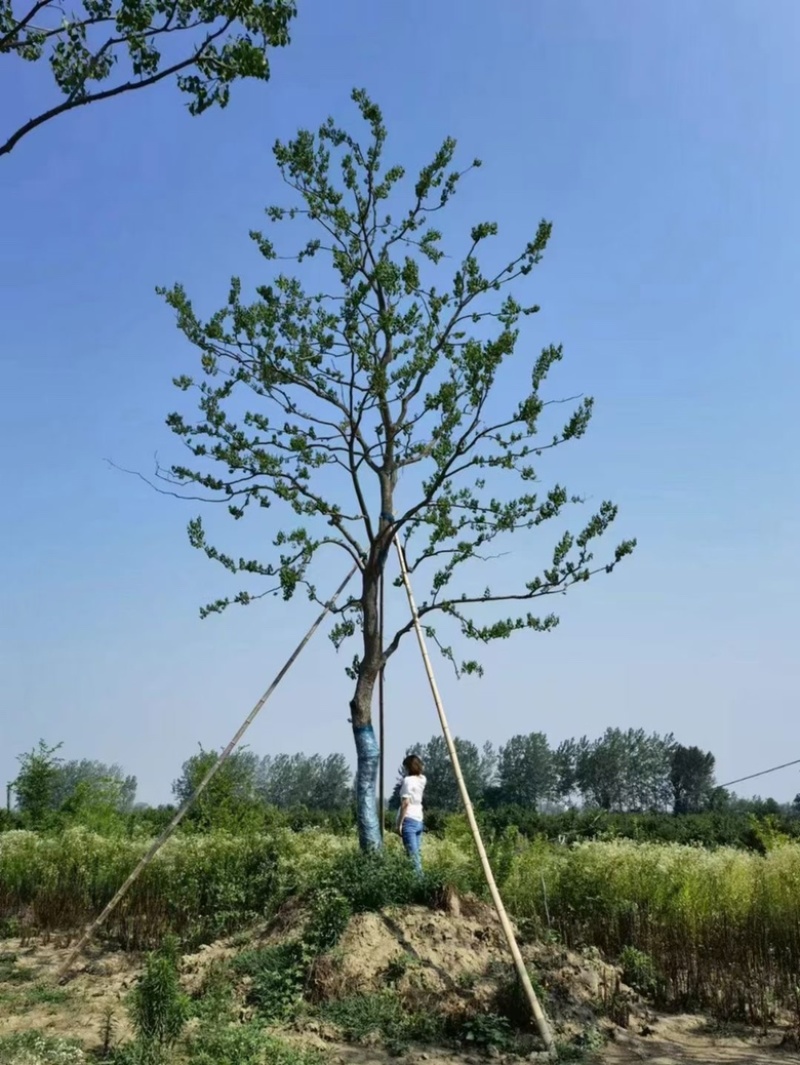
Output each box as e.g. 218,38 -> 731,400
2,0 -> 798,805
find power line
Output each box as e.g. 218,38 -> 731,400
719,757 -> 800,791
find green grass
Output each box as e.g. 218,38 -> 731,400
0,952 -> 36,984
184,1024 -> 321,1065
320,991 -> 448,1052
0,981 -> 71,1009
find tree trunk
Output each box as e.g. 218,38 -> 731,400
350,540 -> 387,850
351,673 -> 381,850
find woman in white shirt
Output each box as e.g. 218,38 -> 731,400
397,754 -> 426,874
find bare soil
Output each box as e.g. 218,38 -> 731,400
1,900 -> 798,1065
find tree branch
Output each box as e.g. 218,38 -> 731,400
1,17 -> 232,158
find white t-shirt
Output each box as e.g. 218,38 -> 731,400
399,774 -> 426,822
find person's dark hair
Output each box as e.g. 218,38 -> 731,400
403,754 -> 424,777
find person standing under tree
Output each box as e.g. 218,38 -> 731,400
397,754 -> 426,874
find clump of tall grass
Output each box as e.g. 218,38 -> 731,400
0,1031 -> 85,1064
0,827 -> 351,947
4,822 -> 800,1025
504,836 -> 800,1021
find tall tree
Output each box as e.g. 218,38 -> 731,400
0,0 -> 296,158
669,744 -> 715,815
52,759 -> 137,811
576,728 -> 673,812
497,732 -> 556,808
157,90 -> 635,850
257,752 -> 351,810
553,738 -> 579,802
173,745 -> 260,829
13,740 -> 63,826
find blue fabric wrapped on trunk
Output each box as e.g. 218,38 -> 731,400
353,722 -> 381,850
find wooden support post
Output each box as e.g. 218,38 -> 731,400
394,540 -> 556,1059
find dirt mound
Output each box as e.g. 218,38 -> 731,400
306,896 -> 639,1045
310,903 -> 506,1008
4,901 -> 799,1065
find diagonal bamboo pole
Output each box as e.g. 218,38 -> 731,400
394,540 -> 556,1059
57,563 -> 358,983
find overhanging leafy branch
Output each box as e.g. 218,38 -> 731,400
0,0 -> 296,156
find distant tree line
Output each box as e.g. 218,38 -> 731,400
5,742 -> 137,829
393,729 -> 723,816
4,731 -> 800,837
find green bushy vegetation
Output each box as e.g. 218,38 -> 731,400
504,835 -> 800,1021
3,819 -> 800,1026
0,828 -> 291,947
129,936 -> 190,1049
0,1031 -> 85,1065
6,798 -> 799,855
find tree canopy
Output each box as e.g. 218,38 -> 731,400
157,88 -> 635,848
257,752 -> 351,810
575,728 -> 676,812
12,741 -> 138,827
670,744 -> 716,815
0,0 -> 296,157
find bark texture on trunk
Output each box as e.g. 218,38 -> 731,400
350,475 -> 393,851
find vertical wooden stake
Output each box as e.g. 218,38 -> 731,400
394,540 -> 556,1059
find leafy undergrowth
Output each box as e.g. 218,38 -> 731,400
4,846 -> 800,1064
0,1031 -> 86,1065
4,818 -> 800,1024
148,850 -> 632,1062
0,848 -> 623,1064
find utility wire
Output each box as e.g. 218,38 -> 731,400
719,757 -> 800,791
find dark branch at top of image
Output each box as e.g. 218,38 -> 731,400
0,0 -> 296,157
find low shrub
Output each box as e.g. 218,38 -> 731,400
129,937 -> 189,1049
185,1023 -> 320,1065
618,945 -> 660,998
232,941 -> 306,1022
320,991 -> 446,1052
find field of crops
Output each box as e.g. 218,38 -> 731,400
2,822 -> 800,1026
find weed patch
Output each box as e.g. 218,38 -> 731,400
0,1031 -> 85,1065
618,945 -> 659,998
320,991 -> 447,1053
185,1023 -> 321,1065
0,953 -> 36,985
0,983 -> 71,1009
459,1012 -> 515,1052
232,942 -> 306,1022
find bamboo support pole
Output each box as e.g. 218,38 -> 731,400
394,540 -> 556,1059
57,563 -> 358,982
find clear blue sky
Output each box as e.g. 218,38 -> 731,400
2,0 -> 798,805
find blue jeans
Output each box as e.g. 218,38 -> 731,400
401,818 -> 424,874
